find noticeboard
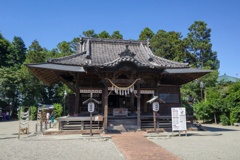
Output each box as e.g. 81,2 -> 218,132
171,107 -> 186,131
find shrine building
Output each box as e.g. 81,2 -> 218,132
26,37 -> 210,131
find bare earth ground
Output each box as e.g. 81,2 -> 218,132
1,121 -> 240,160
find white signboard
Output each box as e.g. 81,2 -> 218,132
152,102 -> 159,111
88,102 -> 95,113
171,107 -> 186,131
133,90 -> 155,94
80,89 -> 102,93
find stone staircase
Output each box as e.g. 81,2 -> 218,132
107,118 -> 137,132
141,119 -> 172,130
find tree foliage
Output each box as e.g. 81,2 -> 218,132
150,30 -> 189,61
193,81 -> 240,124
57,41 -> 73,56
185,21 -> 219,70
82,30 -> 98,38
0,33 -> 12,67
53,103 -> 63,118
8,36 -> 26,68
139,27 -> 154,40
82,30 -> 123,39
98,31 -> 111,38
111,31 -> 123,39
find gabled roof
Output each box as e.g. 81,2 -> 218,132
48,38 -> 189,69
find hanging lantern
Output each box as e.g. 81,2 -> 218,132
130,86 -> 133,93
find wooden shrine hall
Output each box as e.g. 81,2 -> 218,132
26,37 -> 211,131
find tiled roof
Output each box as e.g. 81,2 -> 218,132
48,38 -> 189,69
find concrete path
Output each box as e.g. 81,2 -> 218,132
111,132 -> 181,160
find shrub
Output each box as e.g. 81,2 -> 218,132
30,106 -> 37,120
230,106 -> 240,125
220,114 -> 229,126
193,101 -> 212,121
53,103 -> 63,118
17,107 -> 23,120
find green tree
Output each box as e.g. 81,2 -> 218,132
111,31 -> 123,39
0,33 -> 11,67
0,66 -> 24,117
70,37 -> 80,52
150,30 -> 188,61
0,34 -> 27,118
186,21 -> 219,70
225,82 -> 240,125
57,41 -> 73,56
24,40 -> 45,64
8,36 -> 26,68
98,30 -> 111,38
21,40 -> 47,107
82,30 -> 98,38
139,27 -> 154,40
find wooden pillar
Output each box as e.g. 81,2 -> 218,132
102,88 -> 105,114
103,82 -> 108,130
75,84 -> 79,114
143,95 -> 148,113
137,82 -> 141,130
130,92 -> 134,114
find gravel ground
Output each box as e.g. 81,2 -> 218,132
0,120 -> 124,160
150,124 -> 240,160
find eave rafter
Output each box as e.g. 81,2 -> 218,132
59,76 -> 76,92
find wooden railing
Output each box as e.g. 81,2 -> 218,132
57,116 -> 103,130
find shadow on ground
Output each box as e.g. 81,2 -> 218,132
202,126 -> 239,132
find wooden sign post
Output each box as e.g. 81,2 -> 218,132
152,102 -> 159,132
88,102 -> 95,136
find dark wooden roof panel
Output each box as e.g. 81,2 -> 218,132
26,64 -> 86,85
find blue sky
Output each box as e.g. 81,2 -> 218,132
1,0 -> 240,77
